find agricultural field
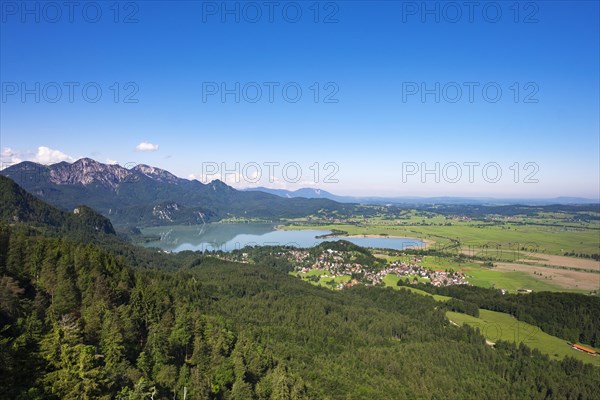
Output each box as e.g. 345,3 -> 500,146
492,263 -> 599,292
409,254 -> 590,293
284,207 -> 600,294
284,221 -> 599,257
463,267 -> 571,292
353,250 -> 594,294
447,310 -> 600,366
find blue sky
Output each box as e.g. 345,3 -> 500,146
1,0 -> 599,198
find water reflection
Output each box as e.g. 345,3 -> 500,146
140,223 -> 424,253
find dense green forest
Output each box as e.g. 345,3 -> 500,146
0,175 -> 115,236
1,225 -> 600,399
2,176 -> 600,399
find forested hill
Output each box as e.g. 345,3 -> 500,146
0,176 -> 201,271
1,184 -> 600,399
0,175 -> 115,236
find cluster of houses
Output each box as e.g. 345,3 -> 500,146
296,249 -> 372,281
385,259 -> 468,287
446,215 -> 472,222
214,252 -> 250,263
215,247 -> 470,290
289,249 -> 469,289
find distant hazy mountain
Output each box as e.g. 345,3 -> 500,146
1,159 -> 351,227
245,187 -> 351,202
247,187 -> 599,206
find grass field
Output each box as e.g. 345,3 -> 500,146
419,254 -> 593,293
383,274 -> 451,301
447,310 -> 600,366
292,270 -> 352,288
284,220 -> 599,257
463,267 -> 569,292
379,253 -> 588,293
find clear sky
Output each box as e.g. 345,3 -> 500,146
1,1 -> 599,198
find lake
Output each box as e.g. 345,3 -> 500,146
140,223 -> 424,252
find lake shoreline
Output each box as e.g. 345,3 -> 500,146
344,234 -> 434,248
140,223 -> 429,252
276,225 -> 432,248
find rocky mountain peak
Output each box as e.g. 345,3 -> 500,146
209,179 -> 233,192
49,158 -> 131,189
131,164 -> 180,183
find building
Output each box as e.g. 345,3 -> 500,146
571,344 -> 597,355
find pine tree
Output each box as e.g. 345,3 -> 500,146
41,315 -> 107,399
52,257 -> 79,317
100,309 -> 126,371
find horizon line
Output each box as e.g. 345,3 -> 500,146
3,157 -> 599,203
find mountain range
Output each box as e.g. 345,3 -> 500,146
1,158 -> 351,227
2,158 -> 597,230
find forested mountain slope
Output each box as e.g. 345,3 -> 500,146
0,175 -> 115,236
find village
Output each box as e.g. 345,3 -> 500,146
286,248 -> 469,289
216,246 -> 470,290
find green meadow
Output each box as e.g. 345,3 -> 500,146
419,254 -> 590,294
383,274 -> 452,301
379,252 -> 577,294
447,310 -> 600,366
463,267 -> 567,292
292,270 -> 351,288
284,219 -> 599,257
